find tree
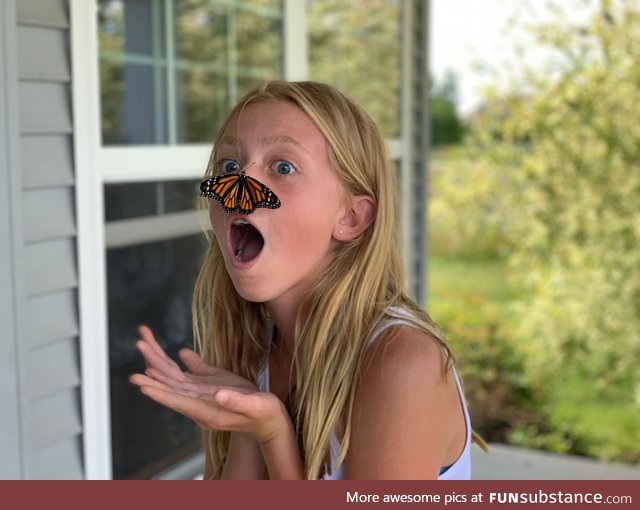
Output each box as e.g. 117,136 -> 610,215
430,70 -> 465,146
308,0 -> 401,137
480,0 -> 640,393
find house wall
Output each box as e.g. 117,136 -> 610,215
0,0 -> 84,479
0,0 -> 430,480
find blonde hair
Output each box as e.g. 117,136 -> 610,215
192,80 -> 452,479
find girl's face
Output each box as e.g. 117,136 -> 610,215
209,100 -> 345,306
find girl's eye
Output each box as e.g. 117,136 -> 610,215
219,159 -> 240,174
273,160 -> 295,175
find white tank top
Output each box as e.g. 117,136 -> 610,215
257,308 -> 472,480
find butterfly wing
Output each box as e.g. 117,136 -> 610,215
243,175 -> 281,212
237,180 -> 256,215
200,174 -> 281,215
200,175 -> 241,213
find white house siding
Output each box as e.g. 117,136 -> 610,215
0,0 -> 84,479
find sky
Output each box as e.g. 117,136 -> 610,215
429,0 -> 591,115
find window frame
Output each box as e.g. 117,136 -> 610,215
71,0 -> 416,479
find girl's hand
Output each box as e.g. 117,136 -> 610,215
129,325 -> 287,445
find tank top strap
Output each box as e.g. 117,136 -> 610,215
367,306 -> 418,348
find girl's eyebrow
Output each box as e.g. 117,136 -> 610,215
261,135 -> 311,155
217,136 -> 238,148
217,135 -> 311,155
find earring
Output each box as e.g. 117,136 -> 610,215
339,229 -> 343,235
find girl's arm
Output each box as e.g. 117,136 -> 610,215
206,390 -> 304,479
344,326 -> 464,479
130,326 -> 304,479
258,405 -> 305,479
219,432 -> 266,479
203,431 -> 267,479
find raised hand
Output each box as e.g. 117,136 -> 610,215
130,325 -> 287,444
134,324 -> 256,393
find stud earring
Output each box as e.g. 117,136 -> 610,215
339,229 -> 343,235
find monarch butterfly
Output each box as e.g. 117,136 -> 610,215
200,172 -> 281,215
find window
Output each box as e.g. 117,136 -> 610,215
308,0 -> 401,137
96,0 -> 285,479
104,180 -> 207,479
98,0 -> 284,145
78,0 -> 423,479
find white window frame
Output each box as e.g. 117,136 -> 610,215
71,0 -> 414,479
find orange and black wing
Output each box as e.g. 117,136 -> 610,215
241,175 -> 281,214
200,175 -> 241,213
201,174 -> 280,215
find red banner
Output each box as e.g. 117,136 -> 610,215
2,480 -> 638,510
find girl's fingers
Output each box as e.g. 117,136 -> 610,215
214,389 -> 262,417
138,325 -> 180,369
179,349 -> 220,376
132,373 -> 200,399
137,341 -> 186,381
145,366 -> 177,385
146,367 -> 217,395
138,324 -> 164,355
130,373 -> 171,392
139,386 -> 222,424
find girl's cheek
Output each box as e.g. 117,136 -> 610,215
209,206 -> 225,238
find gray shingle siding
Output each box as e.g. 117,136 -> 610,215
0,0 -> 84,479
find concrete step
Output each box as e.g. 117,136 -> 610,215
472,443 -> 640,480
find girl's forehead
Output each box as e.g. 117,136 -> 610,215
228,100 -> 309,127
219,101 -> 327,150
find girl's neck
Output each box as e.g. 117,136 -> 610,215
264,260 -> 327,353
265,295 -> 299,355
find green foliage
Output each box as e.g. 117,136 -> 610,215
308,0 -> 401,137
429,0 -> 640,464
429,144 -> 519,258
429,257 -> 546,443
430,71 -> 465,146
490,1 -> 640,392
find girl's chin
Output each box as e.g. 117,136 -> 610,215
229,280 -> 274,304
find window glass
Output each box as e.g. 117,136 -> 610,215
98,0 -> 284,145
105,177 -> 207,478
107,234 -> 207,479
307,0 -> 401,137
105,180 -> 201,222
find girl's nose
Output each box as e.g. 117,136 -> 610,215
241,161 -> 257,176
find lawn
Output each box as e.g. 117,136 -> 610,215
428,255 -> 516,309
427,253 -> 640,465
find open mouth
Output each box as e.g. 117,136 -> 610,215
230,219 -> 265,263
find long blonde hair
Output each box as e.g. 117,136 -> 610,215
192,80 -> 452,479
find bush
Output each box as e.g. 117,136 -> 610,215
429,2 -> 640,464
492,1 -> 640,393
438,299 -> 545,443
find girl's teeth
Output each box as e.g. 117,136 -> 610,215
235,242 -> 246,260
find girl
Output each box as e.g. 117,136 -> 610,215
130,80 -> 474,480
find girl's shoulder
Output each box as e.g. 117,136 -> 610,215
367,305 -> 449,376
345,321 -> 464,478
364,321 -> 449,391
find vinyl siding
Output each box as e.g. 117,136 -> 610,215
16,0 -> 84,479
21,135 -> 74,189
0,0 -> 24,479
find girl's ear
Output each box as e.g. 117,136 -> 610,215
333,195 -> 377,241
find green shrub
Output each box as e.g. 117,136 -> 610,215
429,0 -> 640,464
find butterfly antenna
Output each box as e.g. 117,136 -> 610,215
242,161 -> 256,175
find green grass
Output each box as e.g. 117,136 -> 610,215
548,373 -> 640,463
427,255 -> 519,331
428,253 -> 640,465
429,255 -> 516,305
